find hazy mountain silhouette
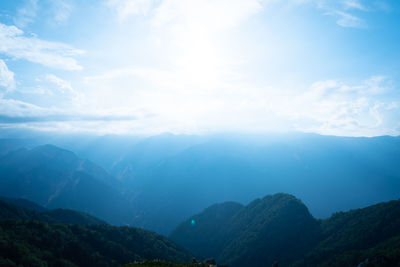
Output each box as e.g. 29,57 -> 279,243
100,133 -> 400,233
1,134 -> 400,266
0,144 -> 130,224
1,133 -> 400,235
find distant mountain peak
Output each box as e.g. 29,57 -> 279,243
0,144 -> 127,225
171,193 -> 321,267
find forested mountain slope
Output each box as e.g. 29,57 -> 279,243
171,193 -> 400,267
0,200 -> 192,267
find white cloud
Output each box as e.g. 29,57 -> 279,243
2,72 -> 398,136
272,76 -> 399,136
82,60 -> 399,136
108,0 -> 263,26
0,98 -> 50,119
0,0 -> 396,136
334,11 -> 366,28
13,0 -> 74,28
16,86 -> 54,96
0,59 -> 16,96
45,74 -> 74,94
43,74 -> 85,107
150,0 -> 263,30
0,98 -> 143,125
287,0 -> 369,28
342,0 -> 367,11
107,0 -> 156,20
100,0 -> 264,126
0,23 -> 84,70
50,0 -> 74,25
13,0 -> 39,28
107,0 -> 263,29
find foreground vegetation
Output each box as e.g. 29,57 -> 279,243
171,194 -> 400,267
124,260 -> 213,267
0,200 -> 192,267
2,193 -> 400,266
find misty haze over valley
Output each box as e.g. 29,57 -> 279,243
1,0 -> 400,266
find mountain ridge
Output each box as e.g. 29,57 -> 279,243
1,133 -> 400,235
0,199 -> 193,267
0,144 -> 131,225
170,193 -> 400,267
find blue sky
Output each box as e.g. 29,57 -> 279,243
0,0 -> 399,136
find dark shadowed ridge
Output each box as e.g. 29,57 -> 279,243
0,196 -> 48,212
171,194 -> 400,267
170,193 -> 321,267
0,198 -> 106,225
169,201 -> 244,257
0,200 -> 193,266
293,198 -> 400,266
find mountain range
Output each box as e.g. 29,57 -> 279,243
0,133 -> 399,235
0,198 -> 192,267
2,192 -> 400,266
170,193 -> 400,267
0,144 -> 132,225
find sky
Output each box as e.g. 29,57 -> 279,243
0,0 -> 399,136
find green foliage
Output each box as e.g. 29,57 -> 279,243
172,194 -> 400,267
0,219 -> 192,267
43,209 -> 107,225
0,173 -> 193,267
0,196 -> 48,212
293,200 -> 400,266
217,194 -> 322,267
124,260 -> 211,267
171,193 -> 322,267
0,199 -> 106,225
169,201 -> 244,258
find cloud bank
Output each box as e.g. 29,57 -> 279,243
0,23 -> 84,70
0,60 -> 15,96
0,0 -> 398,136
